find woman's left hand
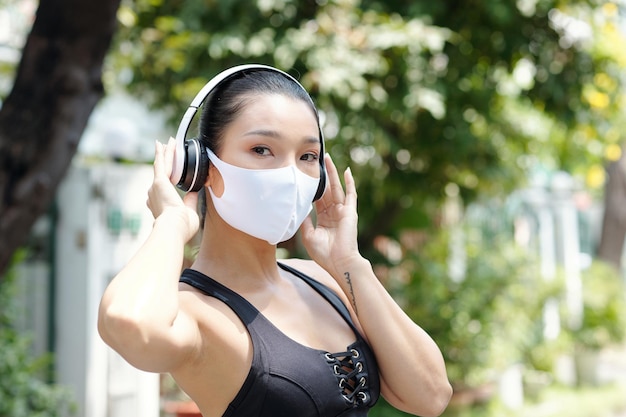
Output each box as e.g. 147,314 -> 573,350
300,154 -> 362,277
303,157 -> 453,417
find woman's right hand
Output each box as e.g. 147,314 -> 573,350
147,137 -> 200,242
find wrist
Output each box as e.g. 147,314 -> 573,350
342,255 -> 371,272
330,254 -> 371,280
154,208 -> 199,243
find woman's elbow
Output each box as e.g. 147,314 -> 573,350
423,380 -> 453,417
97,308 -> 164,371
97,302 -> 147,352
388,377 -> 453,417
410,379 -> 453,417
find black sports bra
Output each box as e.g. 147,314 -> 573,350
179,262 -> 380,417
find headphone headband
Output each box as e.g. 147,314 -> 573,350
169,64 -> 326,199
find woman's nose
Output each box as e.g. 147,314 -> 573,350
276,153 -> 299,168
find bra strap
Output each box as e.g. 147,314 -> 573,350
277,262 -> 359,334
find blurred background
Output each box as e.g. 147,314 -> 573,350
1,0 -> 626,416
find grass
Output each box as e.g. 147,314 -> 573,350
441,383 -> 626,417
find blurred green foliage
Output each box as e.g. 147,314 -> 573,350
379,224 -> 560,389
108,0 -> 626,255
369,206 -> 625,414
574,260 -> 626,350
0,253 -> 75,417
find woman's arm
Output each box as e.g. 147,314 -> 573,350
98,139 -> 201,373
301,155 -> 452,417
329,257 -> 451,417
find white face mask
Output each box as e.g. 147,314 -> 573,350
206,149 -> 321,245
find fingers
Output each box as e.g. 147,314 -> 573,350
153,140 -> 164,177
324,153 -> 345,204
149,139 -> 186,218
321,153 -> 357,206
163,137 -> 176,177
153,138 -> 178,182
344,167 -> 357,208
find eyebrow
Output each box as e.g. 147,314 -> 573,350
244,129 -> 320,144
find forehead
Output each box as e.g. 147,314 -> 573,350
232,93 -> 320,133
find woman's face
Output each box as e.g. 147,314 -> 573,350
209,94 -> 321,195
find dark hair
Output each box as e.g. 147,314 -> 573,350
197,69 -> 320,225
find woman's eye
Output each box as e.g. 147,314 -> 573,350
301,153 -> 319,162
252,146 -> 271,156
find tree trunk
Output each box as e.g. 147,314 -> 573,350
0,0 -> 121,276
597,149 -> 626,270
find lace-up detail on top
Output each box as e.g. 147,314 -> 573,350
324,348 -> 371,405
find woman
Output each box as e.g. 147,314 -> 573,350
98,65 -> 452,417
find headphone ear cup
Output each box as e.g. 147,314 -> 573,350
191,140 -> 209,192
179,138 -> 208,192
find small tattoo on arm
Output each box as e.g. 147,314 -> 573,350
344,272 -> 358,315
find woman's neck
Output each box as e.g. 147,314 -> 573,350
190,216 -> 282,289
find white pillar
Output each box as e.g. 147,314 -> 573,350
551,171 -> 583,330
55,162 -> 159,417
523,186 -> 561,339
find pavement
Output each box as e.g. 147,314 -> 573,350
597,346 -> 626,417
597,345 -> 626,382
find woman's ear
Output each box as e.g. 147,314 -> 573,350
204,163 -> 212,187
207,163 -> 225,197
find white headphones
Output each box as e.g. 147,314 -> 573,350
169,64 -> 327,201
